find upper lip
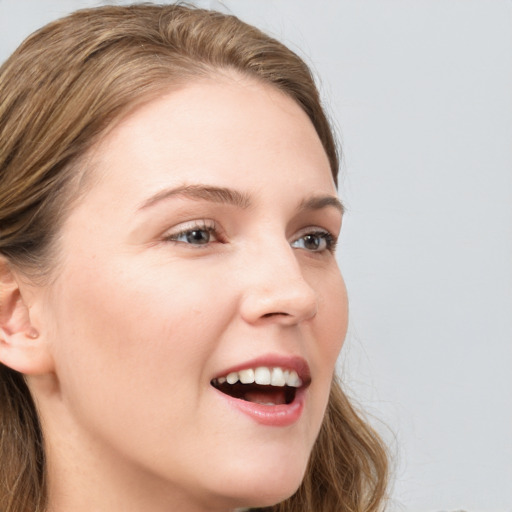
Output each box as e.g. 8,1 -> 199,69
211,354 -> 311,386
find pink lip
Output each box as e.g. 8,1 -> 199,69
212,386 -> 307,426
211,354 -> 310,427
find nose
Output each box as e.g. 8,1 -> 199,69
239,241 -> 318,326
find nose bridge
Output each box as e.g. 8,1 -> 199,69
239,234 -> 318,325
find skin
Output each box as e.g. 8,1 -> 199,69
12,77 -> 348,511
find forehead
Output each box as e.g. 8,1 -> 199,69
83,76 -> 335,206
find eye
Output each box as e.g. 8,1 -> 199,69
163,220 -> 221,246
291,230 -> 337,253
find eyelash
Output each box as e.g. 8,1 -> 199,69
162,220 -> 222,246
291,229 -> 338,254
163,221 -> 337,254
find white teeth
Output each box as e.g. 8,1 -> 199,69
226,372 -> 239,385
287,370 -> 302,387
215,366 -> 303,388
254,367 -> 271,385
239,368 -> 255,384
271,367 -> 286,387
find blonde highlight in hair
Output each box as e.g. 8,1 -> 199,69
0,4 -> 388,511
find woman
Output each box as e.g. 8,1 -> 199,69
0,4 -> 388,512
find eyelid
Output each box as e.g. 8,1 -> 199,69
162,219 -> 223,243
291,226 -> 339,253
292,225 -> 337,241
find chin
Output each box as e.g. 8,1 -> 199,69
211,454 -> 308,510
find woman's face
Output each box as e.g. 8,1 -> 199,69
34,77 -> 348,510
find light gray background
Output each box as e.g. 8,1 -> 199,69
1,1 -> 510,511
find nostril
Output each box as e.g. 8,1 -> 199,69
261,311 -> 290,319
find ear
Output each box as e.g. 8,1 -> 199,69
0,257 -> 54,375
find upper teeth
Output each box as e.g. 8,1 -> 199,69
215,367 -> 302,388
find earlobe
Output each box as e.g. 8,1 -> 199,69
0,257 -> 53,375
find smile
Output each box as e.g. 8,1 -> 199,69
210,356 -> 311,428
211,366 -> 304,405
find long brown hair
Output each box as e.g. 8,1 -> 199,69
0,5 -> 388,511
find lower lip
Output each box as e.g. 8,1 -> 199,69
212,386 -> 306,427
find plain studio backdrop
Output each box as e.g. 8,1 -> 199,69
1,1 -> 510,511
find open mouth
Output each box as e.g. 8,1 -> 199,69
210,366 -> 306,406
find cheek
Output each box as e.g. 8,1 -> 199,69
303,266 -> 348,435
315,267 -> 348,364
46,257 -> 228,429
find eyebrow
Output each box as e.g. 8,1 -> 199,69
298,195 -> 345,215
138,184 -> 344,215
138,184 -> 252,210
